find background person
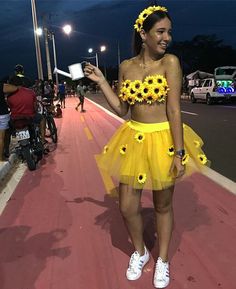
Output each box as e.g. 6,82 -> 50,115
0,80 -> 17,161
84,5 -> 209,289
7,75 -> 48,153
58,82 -> 66,108
75,81 -> 86,112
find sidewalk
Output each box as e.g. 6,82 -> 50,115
0,137 -> 18,182
0,97 -> 235,289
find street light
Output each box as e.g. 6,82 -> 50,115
88,45 -> 107,68
63,24 -> 72,35
37,24 -> 73,88
35,27 -> 43,36
88,48 -> 98,67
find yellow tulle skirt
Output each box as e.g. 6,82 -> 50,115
97,120 -> 210,191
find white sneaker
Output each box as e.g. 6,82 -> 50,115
153,257 -> 170,288
126,246 -> 150,280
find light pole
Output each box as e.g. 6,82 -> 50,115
49,32 -> 59,89
88,48 -> 98,67
38,24 -> 72,89
31,0 -> 44,80
44,26 -> 52,80
88,46 -> 107,74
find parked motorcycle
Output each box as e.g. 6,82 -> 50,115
11,117 -> 44,171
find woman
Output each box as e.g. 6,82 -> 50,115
84,5 -> 208,288
0,81 -> 18,161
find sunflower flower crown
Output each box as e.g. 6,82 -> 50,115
134,5 -> 168,32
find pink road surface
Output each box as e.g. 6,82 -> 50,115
0,97 -> 235,289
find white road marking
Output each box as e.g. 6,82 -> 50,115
181,110 -> 198,116
0,162 -> 27,215
221,106 -> 236,109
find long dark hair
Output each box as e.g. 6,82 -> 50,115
132,10 -> 172,56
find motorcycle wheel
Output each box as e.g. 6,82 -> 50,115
47,115 -> 58,143
22,146 -> 37,171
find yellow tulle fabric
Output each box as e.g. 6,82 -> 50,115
97,120 -> 210,191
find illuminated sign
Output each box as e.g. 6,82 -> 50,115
216,80 -> 235,93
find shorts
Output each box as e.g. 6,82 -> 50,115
0,114 -> 10,130
79,96 -> 84,103
97,120 -> 210,191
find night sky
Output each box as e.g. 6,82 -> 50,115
0,0 -> 236,80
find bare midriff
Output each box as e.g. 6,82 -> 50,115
130,102 -> 168,123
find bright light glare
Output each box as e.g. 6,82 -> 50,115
100,45 -> 106,52
88,48 -> 93,53
36,27 -> 43,36
63,24 -> 72,35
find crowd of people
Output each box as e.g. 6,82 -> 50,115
0,64 -> 87,163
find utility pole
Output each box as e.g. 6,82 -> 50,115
117,41 -> 121,67
43,15 -> 52,80
50,32 -> 59,89
31,0 -> 44,80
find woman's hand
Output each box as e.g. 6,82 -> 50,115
84,63 -> 105,84
169,156 -> 185,179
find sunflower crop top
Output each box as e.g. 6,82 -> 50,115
119,74 -> 169,105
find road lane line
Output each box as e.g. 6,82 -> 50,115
181,110 -> 198,116
84,127 -> 93,140
80,116 -> 85,122
94,155 -> 118,196
87,97 -> 236,195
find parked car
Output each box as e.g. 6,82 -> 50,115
190,77 -> 236,105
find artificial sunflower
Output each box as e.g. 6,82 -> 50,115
139,9 -> 150,20
103,145 -> 109,154
120,144 -> 127,155
133,80 -> 142,90
119,92 -> 127,102
168,145 -> 175,156
145,75 -> 156,85
181,153 -> 189,165
134,132 -> 145,143
122,79 -> 131,89
150,85 -> 165,102
141,82 -> 150,98
137,173 -> 147,184
194,140 -> 201,148
158,94 -> 166,103
198,154 -> 207,165
134,19 -> 143,32
146,94 -> 155,104
156,76 -> 164,84
135,92 -> 144,103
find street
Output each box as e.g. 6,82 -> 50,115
0,97 -> 235,289
87,93 -> 236,182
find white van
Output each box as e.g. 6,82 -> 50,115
190,72 -> 236,105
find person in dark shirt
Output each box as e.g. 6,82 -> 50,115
0,81 -> 17,161
58,82 -> 66,108
54,104 -> 62,118
13,64 -> 33,88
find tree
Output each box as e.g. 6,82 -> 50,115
170,34 -> 236,74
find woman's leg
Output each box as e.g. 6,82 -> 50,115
3,128 -> 11,158
119,183 -> 145,255
0,130 -> 6,161
153,186 -> 174,262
